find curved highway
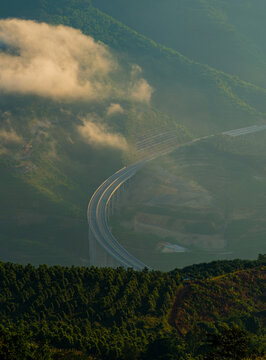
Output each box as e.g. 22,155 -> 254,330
87,124 -> 266,270
87,159 -> 152,270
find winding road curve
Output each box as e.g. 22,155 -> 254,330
87,159 -> 152,270
87,124 -> 266,270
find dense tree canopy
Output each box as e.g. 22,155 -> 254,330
0,256 -> 265,359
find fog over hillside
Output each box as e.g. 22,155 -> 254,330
0,0 -> 265,269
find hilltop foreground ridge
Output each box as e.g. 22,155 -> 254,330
0,256 -> 265,359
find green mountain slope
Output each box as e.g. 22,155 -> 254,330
1,0 -> 266,133
34,1 -> 266,133
0,93 -> 183,265
0,0 -> 266,266
93,0 -> 266,88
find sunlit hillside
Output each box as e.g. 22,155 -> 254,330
0,257 -> 264,359
0,0 -> 265,266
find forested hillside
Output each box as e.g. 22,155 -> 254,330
0,256 -> 265,359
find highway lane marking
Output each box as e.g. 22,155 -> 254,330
90,163 -> 148,269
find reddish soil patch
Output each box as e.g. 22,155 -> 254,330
168,284 -> 192,335
168,267 -> 265,335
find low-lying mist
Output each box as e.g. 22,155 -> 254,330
0,19 -> 152,103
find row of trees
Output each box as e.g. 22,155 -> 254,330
0,323 -> 264,359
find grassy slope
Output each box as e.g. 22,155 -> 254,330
93,0 -> 266,88
0,89 -> 189,265
0,51 -> 189,266
0,96 -> 126,265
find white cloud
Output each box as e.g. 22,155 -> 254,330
0,127 -> 23,156
0,19 -> 113,100
0,19 -> 153,103
107,103 -> 124,116
129,78 -> 153,103
0,128 -> 23,144
77,118 -> 128,150
128,65 -> 153,103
